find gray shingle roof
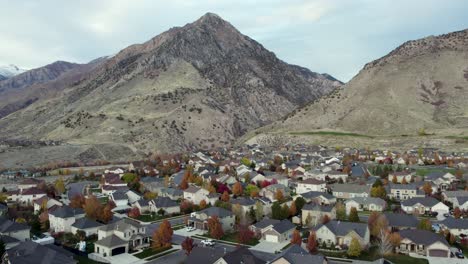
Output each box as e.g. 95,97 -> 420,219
231,197 -> 256,206
302,204 -> 334,212
49,206 -> 84,218
271,244 -> 325,264
94,234 -> 128,247
317,220 -> 368,238
199,207 -> 233,218
6,241 -> 76,264
0,217 -> 30,233
300,191 -> 335,200
331,184 -> 370,193
383,213 -> 418,228
220,247 -> 265,264
272,219 -> 295,234
346,197 -> 386,207
252,218 -> 281,229
401,197 -> 441,207
399,229 -> 449,246
153,197 -> 178,208
440,217 -> 468,229
71,218 -> 104,229
185,246 -> 224,264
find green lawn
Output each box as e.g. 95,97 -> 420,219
415,168 -> 456,176
289,131 -> 373,138
135,213 -> 180,222
385,254 -> 429,264
134,246 -> 172,259
146,249 -> 179,260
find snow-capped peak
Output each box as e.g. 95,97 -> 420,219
0,64 -> 28,78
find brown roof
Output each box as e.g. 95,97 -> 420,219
22,188 -> 46,195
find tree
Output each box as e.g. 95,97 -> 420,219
181,237 -> 195,255
232,182 -> 243,196
348,207 -> 360,222
237,224 -> 254,244
453,207 -> 462,219
335,202 -> 346,221
245,184 -> 259,197
255,201 -> 263,221
275,189 -> 284,202
144,192 -> 157,200
70,194 -> 85,208
370,186 -> 387,199
370,215 -> 388,237
321,214 -> 331,224
152,220 -> 173,249
179,179 -> 189,190
423,182 -> 433,196
305,213 -> 312,227
180,200 -> 194,214
221,191 -> 230,202
0,239 -> 5,257
272,202 -> 282,220
232,204 -> 243,223
280,203 -> 289,220
128,207 -> 141,218
55,177 -> 65,195
307,231 -> 318,254
207,216 -> 224,239
391,175 -> 397,184
347,237 -> 362,257
389,232 -> 401,248
122,173 -> 137,183
377,229 -> 393,256
199,200 -> 207,209
401,177 -> 408,184
100,202 -> 114,223
164,175 -> 170,187
291,230 -> 302,246
294,197 -> 306,212
289,202 -> 297,217
84,195 -> 102,220
417,219 -> 432,231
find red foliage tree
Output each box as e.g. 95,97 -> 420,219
307,230 -> 318,254
128,207 -> 141,218
70,194 -> 86,209
260,180 -> 271,188
207,216 -> 224,239
291,230 -> 302,246
181,237 -> 195,255
236,224 -> 254,244
217,183 -> 230,194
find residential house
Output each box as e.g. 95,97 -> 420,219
133,199 -> 150,213
94,218 -> 149,257
344,197 -> 386,214
454,196 -> 468,211
7,188 -> 47,205
250,218 -> 280,238
383,212 -> 418,231
49,206 -> 85,233
261,219 -> 296,243
401,197 -> 449,215
188,207 -> 235,232
301,204 -> 336,227
425,172 -> 457,191
330,184 -> 369,199
71,218 -> 104,237
3,241 -> 77,264
270,244 -> 327,264
33,197 -> 63,214
185,247 -> 225,264
183,186 -> 210,205
213,246 -> 265,264
148,197 -> 180,215
397,229 -> 450,258
297,191 -> 336,205
438,218 -> 468,237
323,171 -> 348,183
159,187 -> 183,200
0,217 -> 30,241
110,190 -> 130,211
259,184 -> 291,202
387,184 -> 425,201
388,171 -> 413,184
296,179 -> 327,194
126,190 -> 142,205
315,221 -> 370,248
17,178 -> 44,191
231,197 -> 256,215
442,190 -> 468,205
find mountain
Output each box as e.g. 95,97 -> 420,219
0,64 -> 27,79
0,59 -> 107,119
0,13 -> 341,166
249,29 -> 468,149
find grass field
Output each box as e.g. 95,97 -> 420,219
415,167 -> 457,176
289,131 -> 374,138
385,254 -> 429,264
134,246 -> 172,259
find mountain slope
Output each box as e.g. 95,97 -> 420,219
250,29 -> 468,147
0,64 -> 27,79
0,13 -> 341,163
0,59 -> 107,119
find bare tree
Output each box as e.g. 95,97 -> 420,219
377,229 -> 393,256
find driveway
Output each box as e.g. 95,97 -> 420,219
426,257 -> 468,264
250,240 -> 290,253
106,253 -> 144,264
174,228 -> 206,237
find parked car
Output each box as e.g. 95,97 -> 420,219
455,252 -> 465,259
444,213 -> 450,217
201,239 -> 215,246
186,226 -> 196,232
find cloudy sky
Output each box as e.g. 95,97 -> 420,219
1,0 -> 467,81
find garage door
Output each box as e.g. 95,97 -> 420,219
111,246 -> 126,256
428,249 -> 448,257
265,234 -> 279,243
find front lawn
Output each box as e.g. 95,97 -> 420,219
134,246 -> 172,259
135,213 -> 180,222
385,254 -> 429,264
415,168 -> 456,177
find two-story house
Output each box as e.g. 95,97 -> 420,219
296,179 -> 327,194
187,207 -> 235,232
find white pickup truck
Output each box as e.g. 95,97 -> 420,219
200,239 -> 215,246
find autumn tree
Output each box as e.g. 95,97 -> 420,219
207,216 -> 224,239
335,202 -> 346,221
255,201 -> 263,221
100,202 -> 114,223
84,195 -> 102,220
401,177 -> 408,184
275,189 -> 284,202
144,192 -> 157,200
348,207 -> 360,222
179,179 -> 189,190
152,220 -> 173,249
307,230 -> 318,254
289,202 -> 297,217
181,237 -> 195,255
370,186 -> 387,199
321,214 -> 331,224
232,204 -> 243,223
232,182 -> 243,196
453,207 -> 462,219
347,237 -> 362,257
371,215 -> 388,237
55,177 -> 65,195
290,230 -> 302,246
389,232 -> 401,248
237,224 -> 254,244
199,199 -> 208,209
221,191 -> 230,202
391,175 -> 397,184
422,182 -> 433,196
70,194 -> 86,208
128,207 -> 141,218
